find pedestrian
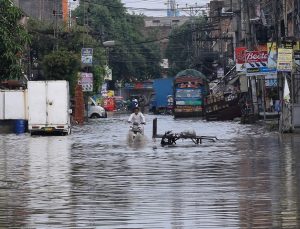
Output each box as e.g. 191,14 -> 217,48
138,95 -> 145,113
131,98 -> 138,112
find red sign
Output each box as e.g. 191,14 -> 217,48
245,51 -> 268,63
235,47 -> 247,64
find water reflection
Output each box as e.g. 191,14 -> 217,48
27,137 -> 71,228
0,115 -> 300,228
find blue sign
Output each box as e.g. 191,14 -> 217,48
81,48 -> 93,65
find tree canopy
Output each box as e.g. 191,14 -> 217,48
0,0 -> 30,80
165,18 -> 207,76
73,0 -> 162,81
2,0 -> 162,89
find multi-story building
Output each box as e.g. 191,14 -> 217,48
12,0 -> 73,23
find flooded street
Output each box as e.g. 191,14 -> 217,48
1,114 -> 300,228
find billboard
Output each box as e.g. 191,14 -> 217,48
245,51 -> 276,76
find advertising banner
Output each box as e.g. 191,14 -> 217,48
245,51 -> 275,76
277,48 -> 293,72
267,42 -> 277,70
235,47 -> 247,72
78,72 -> 93,92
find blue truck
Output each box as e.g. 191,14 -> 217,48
150,78 -> 174,114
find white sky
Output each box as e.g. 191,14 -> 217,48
121,0 -> 210,17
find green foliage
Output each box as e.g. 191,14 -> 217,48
92,65 -> 104,93
26,0 -> 161,90
74,0 -> 162,81
165,18 -> 206,75
42,51 -> 80,94
0,0 -> 30,80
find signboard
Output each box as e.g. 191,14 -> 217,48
265,74 -> 278,87
245,51 -> 275,76
124,81 -> 153,89
104,65 -> 112,80
160,59 -> 169,69
235,47 -> 247,72
277,48 -> 293,72
101,83 -> 107,96
267,42 -> 277,70
81,48 -> 93,65
78,72 -> 93,91
217,68 -> 224,78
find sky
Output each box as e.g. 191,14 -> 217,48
121,0 -> 211,17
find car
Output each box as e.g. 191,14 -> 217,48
87,97 -> 107,118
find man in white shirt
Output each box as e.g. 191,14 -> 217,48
128,107 -> 146,125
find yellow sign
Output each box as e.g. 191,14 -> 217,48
107,90 -> 114,97
277,48 -> 293,72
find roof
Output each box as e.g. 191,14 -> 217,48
175,69 -> 207,81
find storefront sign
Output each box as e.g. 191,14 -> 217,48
124,81 -> 153,89
245,51 -> 275,76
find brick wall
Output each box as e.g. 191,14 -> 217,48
73,85 -> 84,125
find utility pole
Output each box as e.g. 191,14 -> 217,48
181,4 -> 207,67
243,0 -> 258,116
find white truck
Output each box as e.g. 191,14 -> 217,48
0,90 -> 27,120
27,81 -> 71,135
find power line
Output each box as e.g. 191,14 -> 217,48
81,0 -> 207,12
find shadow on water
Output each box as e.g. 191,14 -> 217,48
0,114 -> 300,228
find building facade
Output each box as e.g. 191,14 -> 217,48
12,0 -> 72,22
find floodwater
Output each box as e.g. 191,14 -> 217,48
0,114 -> 300,229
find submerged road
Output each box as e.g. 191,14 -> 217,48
0,114 -> 300,228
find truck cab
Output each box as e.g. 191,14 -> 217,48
87,97 -> 107,119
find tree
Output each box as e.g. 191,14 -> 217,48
165,18 -> 206,75
0,0 -> 30,80
42,51 -> 80,94
73,0 -> 162,81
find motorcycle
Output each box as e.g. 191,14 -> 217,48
127,121 -> 145,145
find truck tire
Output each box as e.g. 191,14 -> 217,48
104,111 -> 107,118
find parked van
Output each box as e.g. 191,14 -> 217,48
27,81 -> 71,135
88,97 -> 107,118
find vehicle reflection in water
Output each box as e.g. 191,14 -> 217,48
27,137 -> 71,228
0,115 -> 299,228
